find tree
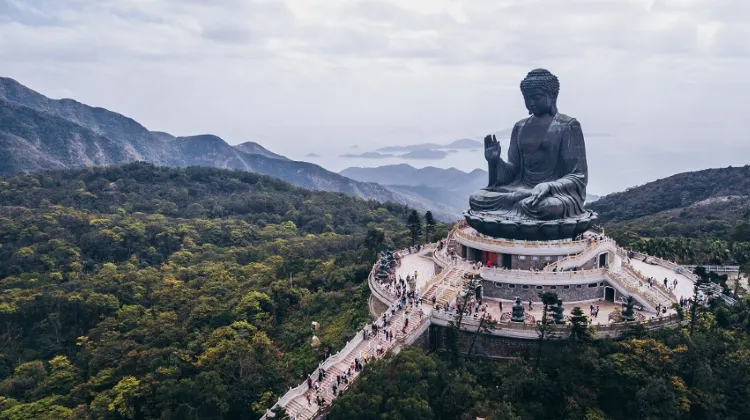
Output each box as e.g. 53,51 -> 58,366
568,306 -> 593,344
536,292 -> 559,368
690,268 -> 705,336
270,405 -> 291,420
406,210 -> 422,246
466,312 -> 497,359
738,263 -> 750,298
424,211 -> 436,243
363,228 -> 385,259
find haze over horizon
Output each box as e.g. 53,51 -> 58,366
1,0 -> 749,195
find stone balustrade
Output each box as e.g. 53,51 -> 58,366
481,266 -> 607,284
430,309 -> 682,339
453,226 -> 589,255
544,237 -> 617,271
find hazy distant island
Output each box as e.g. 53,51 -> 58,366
399,149 -> 449,160
340,152 -> 395,159
375,138 -> 483,154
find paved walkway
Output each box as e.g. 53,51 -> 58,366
396,249 -> 435,291
265,250 -> 437,420
629,258 -> 695,301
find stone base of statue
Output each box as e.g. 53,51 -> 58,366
463,209 -> 598,241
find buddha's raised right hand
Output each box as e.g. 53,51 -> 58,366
484,134 -> 501,162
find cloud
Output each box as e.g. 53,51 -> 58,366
0,0 -> 748,194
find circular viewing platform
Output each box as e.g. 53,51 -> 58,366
453,224 -> 589,256
436,221 -> 692,315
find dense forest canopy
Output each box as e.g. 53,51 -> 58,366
0,163 -> 449,419
329,296 -> 750,420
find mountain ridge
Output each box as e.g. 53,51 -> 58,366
340,164 -> 488,216
0,77 -> 457,221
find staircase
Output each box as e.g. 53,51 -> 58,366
268,283 -> 445,419
605,266 -> 675,312
420,268 -> 465,308
545,237 -> 617,271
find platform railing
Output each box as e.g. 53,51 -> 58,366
481,266 -> 607,282
452,226 -> 589,249
430,310 -> 681,338
544,237 -> 618,271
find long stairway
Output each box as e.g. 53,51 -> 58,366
269,265 -> 452,420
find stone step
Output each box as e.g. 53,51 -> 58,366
286,399 -> 314,419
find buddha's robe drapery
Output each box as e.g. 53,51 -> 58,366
469,112 -> 588,220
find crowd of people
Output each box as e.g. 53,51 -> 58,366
293,256 -> 432,417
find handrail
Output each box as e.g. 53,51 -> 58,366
681,264 -> 740,273
627,250 -> 700,282
544,237 -> 617,271
264,249 -> 443,419
453,226 -> 589,249
605,271 -> 657,308
264,326 -> 367,419
429,310 -> 681,337
622,263 -> 675,300
481,266 -> 607,282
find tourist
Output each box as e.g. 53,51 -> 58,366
307,375 -> 312,389
499,301 -> 503,312
306,394 -> 311,406
528,300 -> 533,310
663,278 -> 668,288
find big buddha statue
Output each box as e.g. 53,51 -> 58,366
464,69 -> 597,240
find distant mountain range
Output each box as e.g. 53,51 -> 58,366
0,77 -> 458,220
341,164 -> 603,218
340,164 -> 488,217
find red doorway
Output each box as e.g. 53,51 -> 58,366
483,251 -> 498,267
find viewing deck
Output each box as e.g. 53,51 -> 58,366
264,227 -> 695,419
452,221 -> 588,256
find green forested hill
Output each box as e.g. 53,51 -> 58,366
588,165 -> 750,224
0,163 -> 447,419
587,166 -> 750,266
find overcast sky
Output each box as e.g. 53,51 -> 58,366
1,0 -> 749,194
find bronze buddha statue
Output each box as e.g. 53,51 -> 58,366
464,69 -> 597,240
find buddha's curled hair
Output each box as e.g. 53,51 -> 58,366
520,68 -> 560,99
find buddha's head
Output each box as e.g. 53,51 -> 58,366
520,68 -> 559,116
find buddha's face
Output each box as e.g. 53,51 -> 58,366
523,88 -> 554,116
